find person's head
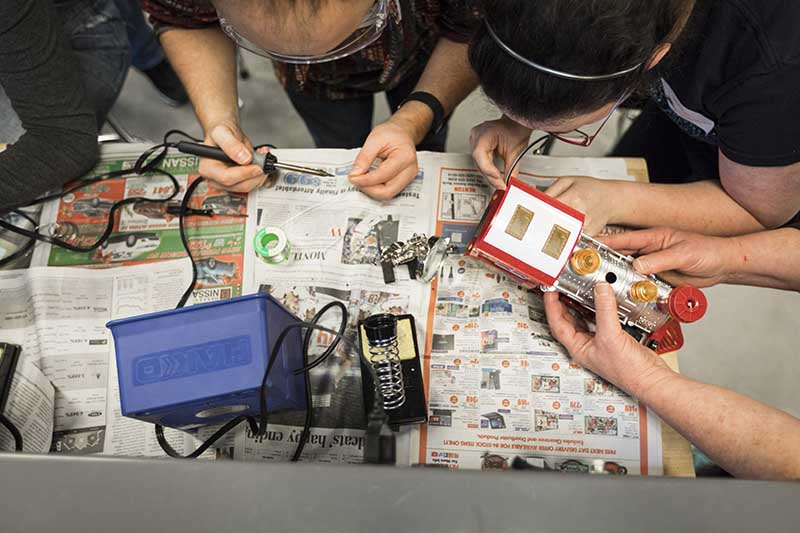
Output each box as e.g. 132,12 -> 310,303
469,0 -> 695,134
212,0 -> 391,63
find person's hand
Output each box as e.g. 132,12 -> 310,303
545,177 -> 623,236
543,283 -> 671,398
349,120 -> 419,201
470,116 -> 533,189
600,227 -> 733,288
198,120 -> 270,193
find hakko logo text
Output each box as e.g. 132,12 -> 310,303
132,336 -> 252,386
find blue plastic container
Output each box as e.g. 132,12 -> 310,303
107,293 -> 306,431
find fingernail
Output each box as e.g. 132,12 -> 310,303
595,282 -> 612,295
350,165 -> 363,175
236,149 -> 250,164
633,258 -> 646,272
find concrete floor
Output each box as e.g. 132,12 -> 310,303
110,51 -> 799,417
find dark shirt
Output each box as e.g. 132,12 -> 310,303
142,0 -> 481,99
0,0 -> 98,212
655,0 -> 800,168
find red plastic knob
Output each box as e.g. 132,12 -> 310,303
667,286 -> 708,324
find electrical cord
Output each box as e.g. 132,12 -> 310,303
0,210 -> 37,269
154,301 -> 355,461
0,130 -> 207,263
0,130 -> 212,456
0,131 -> 393,461
0,413 -> 23,452
503,134 -> 553,186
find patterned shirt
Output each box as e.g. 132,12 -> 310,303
142,0 -> 482,99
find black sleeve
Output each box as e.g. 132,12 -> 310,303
715,62 -> 800,168
0,0 -> 99,212
784,212 -> 800,230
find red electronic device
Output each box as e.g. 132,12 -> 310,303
467,177 -> 708,354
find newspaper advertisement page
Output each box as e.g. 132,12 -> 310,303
0,261 -> 216,457
416,154 -> 663,475
102,259 -> 216,458
235,149 -> 437,464
0,267 -> 114,454
31,143 -> 248,303
0,206 -> 41,270
0,358 -> 55,453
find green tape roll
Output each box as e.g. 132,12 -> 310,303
254,227 -> 290,264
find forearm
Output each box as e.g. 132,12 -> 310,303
721,229 -> 800,291
159,27 -> 239,132
632,368 -> 800,480
390,37 -> 478,143
610,180 -> 765,236
0,0 -> 98,210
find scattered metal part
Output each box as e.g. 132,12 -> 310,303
378,234 -> 454,284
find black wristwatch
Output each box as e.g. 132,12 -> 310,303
398,91 -> 447,136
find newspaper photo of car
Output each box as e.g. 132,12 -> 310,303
556,459 -> 629,475
70,196 -> 115,218
201,194 -> 246,216
585,415 -> 619,436
195,257 -> 237,285
128,200 -> 184,222
94,232 -> 161,263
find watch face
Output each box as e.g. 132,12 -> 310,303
421,237 -> 452,282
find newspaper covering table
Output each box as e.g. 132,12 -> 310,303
0,144 -> 664,475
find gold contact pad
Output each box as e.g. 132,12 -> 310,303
542,225 -> 571,259
505,205 -> 534,240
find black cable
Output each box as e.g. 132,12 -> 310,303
290,301 -> 346,461
155,414 -> 259,459
155,302 -> 353,461
0,132 -> 189,253
0,210 -> 37,269
503,134 -> 553,186
0,413 -> 23,452
175,176 -> 207,309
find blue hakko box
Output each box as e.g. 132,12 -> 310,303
107,293 -> 306,432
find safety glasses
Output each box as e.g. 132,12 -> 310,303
218,0 -> 398,64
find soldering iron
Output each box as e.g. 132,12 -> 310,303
175,142 -> 334,178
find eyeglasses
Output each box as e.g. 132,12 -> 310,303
548,89 -> 632,147
217,0 -> 398,64
502,91 -> 632,185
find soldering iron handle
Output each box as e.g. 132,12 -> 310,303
175,141 -> 239,166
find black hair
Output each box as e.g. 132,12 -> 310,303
469,0 -> 695,124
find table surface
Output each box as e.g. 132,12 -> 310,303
623,158 -> 695,477
1,153 -> 693,476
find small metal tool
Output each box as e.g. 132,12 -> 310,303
175,141 -> 334,177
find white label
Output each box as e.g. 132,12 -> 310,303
661,79 -> 716,134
